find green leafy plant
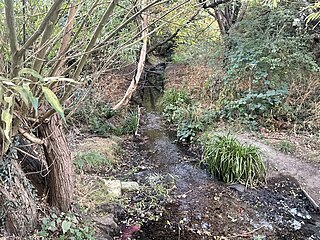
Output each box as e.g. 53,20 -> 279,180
38,212 -> 94,240
120,110 -> 138,135
0,68 -> 76,153
275,140 -> 295,154
162,89 -> 205,142
161,87 -> 191,108
216,88 -> 290,128
74,151 -> 112,172
201,134 -> 266,186
177,121 -> 203,142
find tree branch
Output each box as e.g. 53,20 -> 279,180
20,0 -> 65,55
113,0 -> 149,110
4,0 -> 18,55
202,0 -> 233,9
147,9 -> 201,54
72,0 -> 119,80
4,0 -> 20,77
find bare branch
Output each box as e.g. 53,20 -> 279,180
73,0 -> 119,80
4,0 -> 20,77
50,0 -> 78,77
148,9 -> 201,54
18,127 -> 44,145
4,0 -> 18,55
20,0 -> 65,54
113,0 -> 149,110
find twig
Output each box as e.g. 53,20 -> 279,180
230,226 -> 265,238
135,106 -> 141,136
302,188 -> 320,211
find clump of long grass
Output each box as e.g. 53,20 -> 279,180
202,134 -> 266,186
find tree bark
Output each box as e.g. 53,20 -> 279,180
0,159 -> 37,237
39,114 -> 73,212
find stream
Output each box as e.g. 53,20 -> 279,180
125,72 -> 320,239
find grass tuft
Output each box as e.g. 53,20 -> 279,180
74,151 -> 112,172
202,134 -> 266,186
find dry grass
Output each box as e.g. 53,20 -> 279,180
72,136 -> 121,164
164,63 -> 212,98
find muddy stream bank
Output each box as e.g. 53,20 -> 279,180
119,78 -> 320,239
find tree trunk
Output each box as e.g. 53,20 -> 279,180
39,114 -> 73,212
0,158 -> 37,237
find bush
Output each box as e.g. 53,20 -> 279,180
161,87 -> 191,107
224,2 -> 318,90
207,1 -> 319,130
202,134 -> 266,186
161,88 -> 204,142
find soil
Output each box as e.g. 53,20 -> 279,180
238,134 -> 320,210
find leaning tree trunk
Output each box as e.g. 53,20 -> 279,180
39,114 -> 73,212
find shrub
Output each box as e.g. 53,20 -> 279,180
161,87 -> 191,107
202,134 -> 266,186
120,110 -> 138,135
224,2 -> 318,90
161,88 -> 204,142
217,88 -> 291,129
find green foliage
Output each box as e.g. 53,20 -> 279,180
38,212 -> 94,240
177,121 -> 203,142
161,88 -> 204,142
71,97 -> 138,136
201,134 -> 266,186
0,69 -> 75,152
74,151 -> 112,172
161,87 -> 191,107
121,110 -> 138,135
217,88 -> 291,128
224,2 -> 318,89
275,140 -> 295,154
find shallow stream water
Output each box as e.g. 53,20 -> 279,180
132,79 -> 320,239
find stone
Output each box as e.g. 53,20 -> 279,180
121,181 -> 140,192
103,179 -> 122,197
93,214 -> 120,238
229,183 -> 246,193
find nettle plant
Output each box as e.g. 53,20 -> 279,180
218,88 -> 289,123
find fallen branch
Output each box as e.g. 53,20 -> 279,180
135,106 -> 141,136
113,0 -> 148,110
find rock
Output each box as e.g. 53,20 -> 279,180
103,179 -> 122,197
93,214 -> 120,239
229,183 -> 247,193
121,181 -> 140,192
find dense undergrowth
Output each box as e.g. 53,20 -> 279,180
169,1 -> 319,133
160,1 -> 320,185
70,96 -> 138,136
